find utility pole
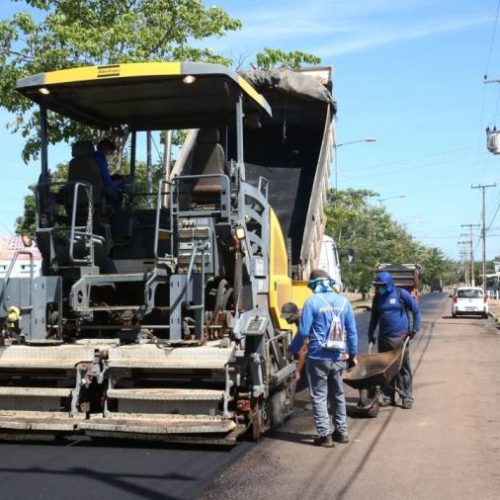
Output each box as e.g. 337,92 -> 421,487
461,224 -> 480,286
458,241 -> 470,284
471,183 -> 496,291
459,235 -> 472,285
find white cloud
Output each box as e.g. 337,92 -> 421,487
316,15 -> 492,58
207,1 -> 493,61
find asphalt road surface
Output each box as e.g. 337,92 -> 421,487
0,434 -> 254,499
0,292 -> 488,500
201,291 -> 500,499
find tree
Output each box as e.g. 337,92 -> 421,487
0,0 -> 242,162
419,247 -> 453,287
2,2 -> 325,233
325,189 -> 452,295
325,188 -> 377,245
15,163 -> 68,235
255,48 -> 321,69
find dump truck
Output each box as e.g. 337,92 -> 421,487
375,263 -> 421,300
0,62 -> 335,443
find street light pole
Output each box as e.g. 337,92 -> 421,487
334,137 -> 377,190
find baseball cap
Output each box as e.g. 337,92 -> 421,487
281,302 -> 299,316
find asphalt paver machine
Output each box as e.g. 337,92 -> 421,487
0,62 -> 335,443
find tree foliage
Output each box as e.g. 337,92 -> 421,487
325,189 -> 453,293
255,48 -> 321,69
3,1 -> 326,233
15,162 -> 69,235
0,0 -> 242,162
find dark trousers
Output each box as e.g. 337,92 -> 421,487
378,335 -> 413,402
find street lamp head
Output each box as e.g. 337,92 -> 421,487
336,137 -> 378,148
377,194 -> 406,204
334,136 -> 378,190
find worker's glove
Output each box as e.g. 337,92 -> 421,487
347,357 -> 357,369
409,329 -> 418,340
368,341 -> 375,355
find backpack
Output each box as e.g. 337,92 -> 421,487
396,288 -> 413,330
317,296 -> 347,351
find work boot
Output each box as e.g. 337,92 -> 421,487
379,397 -> 396,407
313,434 -> 335,448
402,399 -> 413,410
332,430 -> 349,443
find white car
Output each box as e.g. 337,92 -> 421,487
451,287 -> 489,318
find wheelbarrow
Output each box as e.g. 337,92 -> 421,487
343,337 -> 409,417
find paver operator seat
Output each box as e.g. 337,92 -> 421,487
67,140 -> 104,219
191,128 -> 227,201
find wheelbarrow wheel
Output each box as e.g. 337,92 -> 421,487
356,387 -> 380,418
366,398 -> 380,418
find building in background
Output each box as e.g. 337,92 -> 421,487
0,236 -> 42,278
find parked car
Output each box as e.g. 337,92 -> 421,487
450,287 -> 488,318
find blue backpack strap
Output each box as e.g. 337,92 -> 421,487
397,287 -> 412,328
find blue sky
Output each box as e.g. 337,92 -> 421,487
1,0 -> 500,260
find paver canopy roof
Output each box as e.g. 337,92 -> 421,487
16,62 -> 271,130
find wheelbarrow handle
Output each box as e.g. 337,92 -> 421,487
397,336 -> 410,372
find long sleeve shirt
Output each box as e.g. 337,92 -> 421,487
93,150 -> 119,193
289,291 -> 358,361
368,288 -> 421,339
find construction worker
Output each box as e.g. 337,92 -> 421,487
367,271 -> 421,409
289,269 -> 358,448
282,302 -> 307,383
93,138 -> 121,197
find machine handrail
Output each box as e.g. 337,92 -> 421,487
68,181 -> 95,265
0,250 -> 35,312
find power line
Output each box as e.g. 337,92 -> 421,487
342,155 -> 492,184
343,147 -> 476,175
486,196 -> 500,231
461,224 -> 480,286
484,0 -> 500,80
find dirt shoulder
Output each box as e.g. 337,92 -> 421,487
344,291 -> 371,313
488,298 -> 500,326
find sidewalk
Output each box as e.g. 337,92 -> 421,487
201,297 -> 500,499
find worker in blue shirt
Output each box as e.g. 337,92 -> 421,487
93,138 -> 121,196
289,269 -> 358,448
367,271 -> 421,409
